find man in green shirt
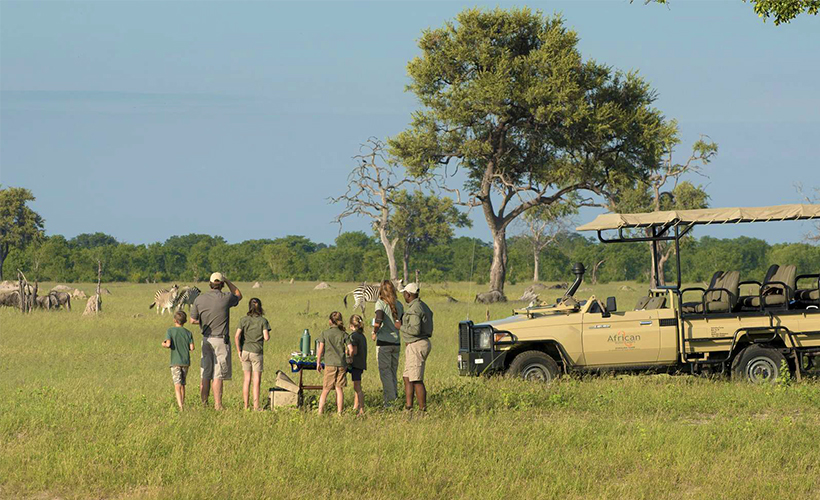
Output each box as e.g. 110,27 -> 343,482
161,311 -> 195,411
399,283 -> 433,411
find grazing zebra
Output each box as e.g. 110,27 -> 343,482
174,286 -> 201,312
149,284 -> 179,315
343,279 -> 403,314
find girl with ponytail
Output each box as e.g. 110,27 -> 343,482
348,314 -> 367,415
373,280 -> 404,407
316,311 -> 352,415
234,298 -> 270,410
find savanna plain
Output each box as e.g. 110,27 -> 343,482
2,281 -> 819,500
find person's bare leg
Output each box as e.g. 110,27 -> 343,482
353,381 -> 364,415
252,372 -> 262,411
318,388 -> 330,415
242,371 -> 251,409
403,376 -> 414,409
200,380 -> 210,406
335,387 -> 344,415
213,379 -> 224,410
414,381 -> 427,411
174,384 -> 184,410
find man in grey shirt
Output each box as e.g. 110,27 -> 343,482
190,272 -> 242,410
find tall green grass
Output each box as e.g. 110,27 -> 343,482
2,281 -> 818,499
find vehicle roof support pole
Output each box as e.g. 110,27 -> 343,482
674,225 -> 682,290
651,226 -> 660,288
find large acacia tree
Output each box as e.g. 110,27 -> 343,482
390,8 -> 670,296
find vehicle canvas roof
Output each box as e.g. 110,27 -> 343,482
576,204 -> 820,232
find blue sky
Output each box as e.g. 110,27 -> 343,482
2,0 -> 818,246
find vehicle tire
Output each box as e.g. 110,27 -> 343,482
507,350 -> 560,383
731,345 -> 786,384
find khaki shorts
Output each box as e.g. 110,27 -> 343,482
201,337 -> 232,381
171,365 -> 189,386
403,338 -> 432,382
322,366 -> 347,390
240,351 -> 264,373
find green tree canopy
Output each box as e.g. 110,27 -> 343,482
638,0 -> 819,25
390,7 -> 670,296
0,186 -> 45,280
389,190 -> 471,282
69,232 -> 118,249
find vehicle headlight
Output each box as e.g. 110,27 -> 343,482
478,330 -> 492,350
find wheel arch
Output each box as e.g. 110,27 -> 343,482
503,340 -> 568,372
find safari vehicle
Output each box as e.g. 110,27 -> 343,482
458,204 -> 820,384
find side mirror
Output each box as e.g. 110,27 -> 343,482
606,296 -> 617,314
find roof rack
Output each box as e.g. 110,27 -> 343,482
575,204 -> 820,290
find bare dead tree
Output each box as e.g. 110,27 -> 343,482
796,183 -> 820,243
330,138 -> 424,281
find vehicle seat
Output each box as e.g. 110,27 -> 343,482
681,271 -> 723,313
644,296 -> 666,310
681,271 -> 739,313
744,264 -> 796,308
795,274 -> 820,306
634,296 -> 651,311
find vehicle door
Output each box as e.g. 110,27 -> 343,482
582,302 -> 661,366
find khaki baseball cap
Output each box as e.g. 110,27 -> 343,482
209,272 -> 225,283
400,282 -> 420,295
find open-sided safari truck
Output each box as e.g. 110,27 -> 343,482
458,204 -> 820,384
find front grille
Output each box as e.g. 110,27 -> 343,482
459,322 -> 471,350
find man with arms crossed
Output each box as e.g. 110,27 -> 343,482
190,272 -> 242,410
399,282 -> 433,412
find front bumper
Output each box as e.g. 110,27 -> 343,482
457,321 -> 509,376
457,350 -> 507,376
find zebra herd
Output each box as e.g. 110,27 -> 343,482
149,279 -> 406,316
148,284 -> 200,315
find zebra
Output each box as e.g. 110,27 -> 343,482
174,286 -> 201,312
343,279 -> 403,314
149,284 -> 179,315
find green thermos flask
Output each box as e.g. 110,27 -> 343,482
300,329 -> 311,356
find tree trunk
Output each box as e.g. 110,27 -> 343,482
377,228 -> 399,281
489,227 -> 508,294
402,244 -> 410,284
533,247 -> 540,283
656,245 -> 673,287
0,250 -> 5,281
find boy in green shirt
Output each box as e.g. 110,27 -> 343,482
316,311 -> 352,415
161,311 -> 195,410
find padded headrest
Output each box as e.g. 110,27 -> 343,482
763,264 -> 779,284
645,296 -> 667,310
709,271 -> 739,304
772,264 -> 797,289
634,296 -> 651,311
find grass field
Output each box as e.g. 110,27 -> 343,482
2,280 -> 819,500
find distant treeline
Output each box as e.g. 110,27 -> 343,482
3,231 -> 818,285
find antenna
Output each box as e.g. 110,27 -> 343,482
466,238 -> 477,321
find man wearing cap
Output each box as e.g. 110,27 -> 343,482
190,272 -> 242,410
398,282 -> 433,411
